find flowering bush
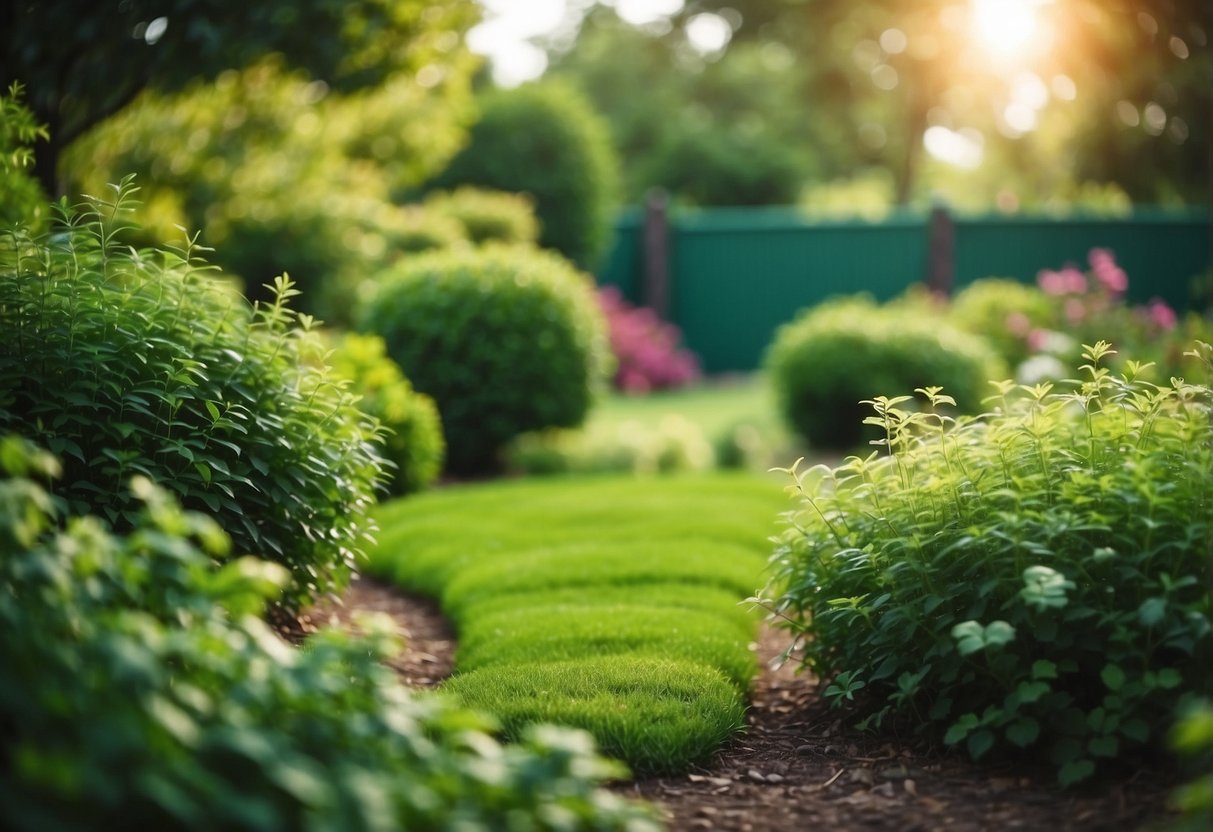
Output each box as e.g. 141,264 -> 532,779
952,248 -> 1206,384
599,287 -> 701,394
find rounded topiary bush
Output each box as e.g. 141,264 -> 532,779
423,186 -> 541,247
326,332 -> 445,496
0,183 -> 383,609
358,246 -> 611,474
765,295 -> 1004,450
949,277 -> 1056,367
427,81 -> 619,269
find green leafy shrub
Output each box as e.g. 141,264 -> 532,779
0,438 -> 660,831
0,83 -> 47,228
359,245 -> 610,474
760,342 -> 1213,786
949,278 -> 1057,368
765,295 -> 1004,450
0,181 -> 383,609
325,332 -> 444,496
428,80 -> 619,269
1170,699 -> 1213,831
505,416 -> 714,477
423,186 -> 540,246
65,58 -> 476,327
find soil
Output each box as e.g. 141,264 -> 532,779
296,575 -> 1180,831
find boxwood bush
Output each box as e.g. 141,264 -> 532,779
358,245 -> 610,474
760,342 -> 1213,786
427,80 -> 619,269
0,437 -> 660,832
0,181 -> 383,609
765,295 -> 1004,450
325,332 -> 444,496
423,186 -> 540,247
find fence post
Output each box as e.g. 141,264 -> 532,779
926,203 -> 955,296
642,189 -> 670,317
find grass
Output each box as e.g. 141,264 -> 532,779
588,374 -> 784,442
367,472 -> 789,775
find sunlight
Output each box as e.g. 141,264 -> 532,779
970,0 -> 1046,61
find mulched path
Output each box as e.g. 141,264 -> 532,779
296,575 -> 1180,831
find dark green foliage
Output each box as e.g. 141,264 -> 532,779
765,295 -> 1004,449
761,343 -> 1213,786
359,245 -> 610,474
0,181 -> 383,609
0,437 -> 661,831
429,81 -> 619,269
423,186 -> 541,246
326,332 -> 444,496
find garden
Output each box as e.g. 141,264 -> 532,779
2,2 -> 1212,831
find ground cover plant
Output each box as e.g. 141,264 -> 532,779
761,342 -> 1213,787
0,179 -> 382,609
367,473 -> 789,774
0,437 -> 659,831
358,245 -> 610,474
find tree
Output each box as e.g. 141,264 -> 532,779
2,0 -> 480,195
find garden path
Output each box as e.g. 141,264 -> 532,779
297,575 -> 1176,832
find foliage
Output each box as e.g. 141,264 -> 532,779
358,245 -> 610,474
427,80 -> 619,269
66,57 -> 476,326
1169,699 -> 1213,831
325,332 -> 444,496
949,249 -> 1211,384
760,343 -> 1213,786
2,0 -> 481,195
0,437 -> 660,831
599,286 -> 701,394
423,186 -> 540,247
368,472 -> 786,775
0,181 -> 383,609
505,416 -> 715,477
0,83 -> 47,228
765,295 -> 1004,449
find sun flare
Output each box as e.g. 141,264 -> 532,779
971,0 -> 1044,60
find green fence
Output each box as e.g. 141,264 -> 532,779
596,206 -> 1211,373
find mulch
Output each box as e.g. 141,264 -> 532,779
292,575 -> 1180,831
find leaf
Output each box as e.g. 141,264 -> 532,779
945,713 -> 978,745
1137,597 -> 1166,628
1120,718 -> 1150,744
951,620 -> 1016,655
193,463 -> 212,484
966,729 -> 995,760
1015,680 -> 1050,704
1031,659 -> 1058,680
1088,735 -> 1119,758
1006,718 -> 1040,748
1019,565 -> 1076,611
1100,663 -> 1126,692
1058,759 -> 1096,787
205,400 -> 222,421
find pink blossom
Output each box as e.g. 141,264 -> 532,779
1064,298 -> 1086,324
1038,266 -> 1087,296
1148,299 -> 1177,331
1005,311 -> 1031,336
1089,248 -> 1128,295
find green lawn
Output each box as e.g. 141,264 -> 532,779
366,472 -> 791,775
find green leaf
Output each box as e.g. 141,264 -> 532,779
1015,680 -> 1050,704
1100,663 -> 1126,691
1088,735 -> 1119,758
945,713 -> 979,745
1031,659 -> 1058,680
205,400 -> 222,421
1137,597 -> 1166,627
1120,718 -> 1150,744
951,620 -> 1016,655
1020,565 -> 1076,611
966,729 -> 995,760
1058,759 -> 1096,787
193,463 -> 212,484
1006,718 -> 1040,748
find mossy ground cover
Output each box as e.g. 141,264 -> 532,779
367,473 -> 788,775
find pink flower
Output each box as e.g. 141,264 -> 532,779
1089,248 -> 1128,295
1038,266 -> 1087,295
1148,299 -> 1177,331
1005,311 -> 1031,336
1064,298 -> 1086,324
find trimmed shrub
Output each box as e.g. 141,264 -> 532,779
599,286 -> 701,394
358,245 -> 611,474
0,438 -> 660,831
428,81 -> 619,269
765,295 -> 1004,450
423,186 -> 540,246
326,333 -> 444,496
505,416 -> 715,477
949,278 -> 1057,368
761,343 -> 1213,786
0,181 -> 383,609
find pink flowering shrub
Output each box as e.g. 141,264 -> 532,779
951,248 -> 1207,383
598,286 -> 701,394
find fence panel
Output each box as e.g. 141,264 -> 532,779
595,207 -> 1211,374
